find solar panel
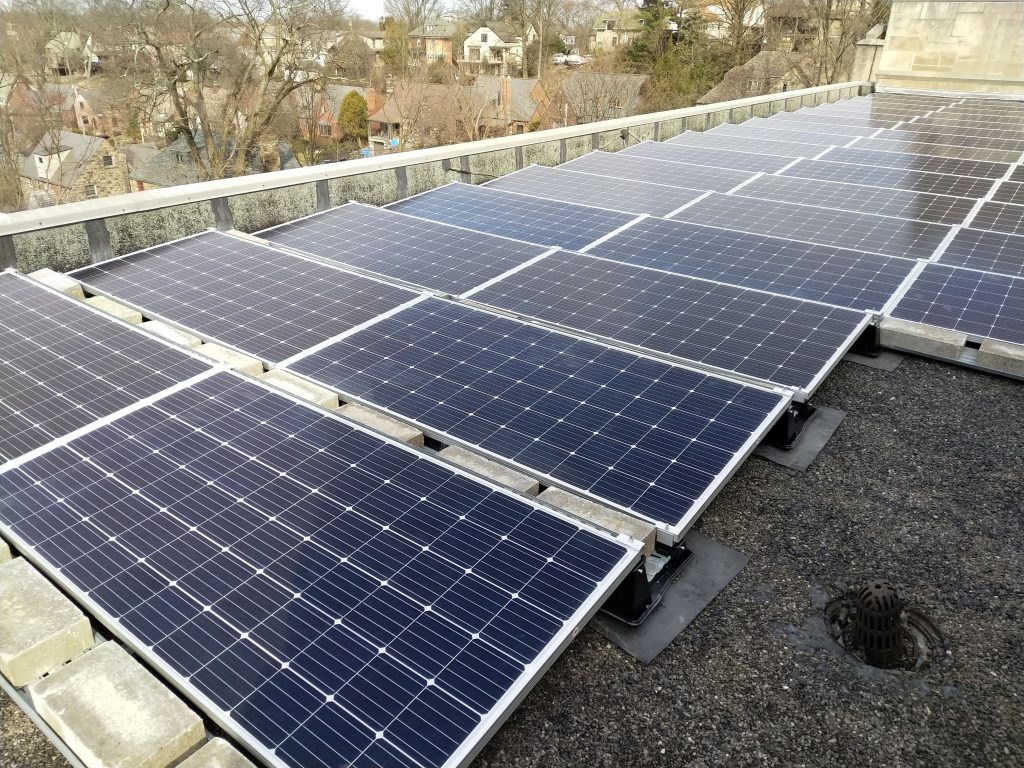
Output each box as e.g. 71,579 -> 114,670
255,203 -> 548,295
619,141 -> 796,173
483,164 -> 706,217
70,231 -> 419,364
781,159 -> 997,198
816,147 -> 1008,179
889,263 -> 1024,345
669,192 -> 951,260
470,249 -> 870,394
969,201 -> 1024,237
0,272 -> 211,463
387,183 -> 637,251
879,129 -> 1024,153
938,228 -> 1024,278
849,137 -> 1022,165
731,174 -> 976,225
0,370 -> 637,768
769,112 -> 902,130
993,182 -> 1024,206
1012,166 -> 1024,184
893,121 -> 1024,142
721,121 -> 870,141
286,298 -> 789,536
561,151 -> 755,191
667,131 -> 835,158
585,215 -> 916,311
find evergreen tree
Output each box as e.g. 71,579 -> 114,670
337,91 -> 369,146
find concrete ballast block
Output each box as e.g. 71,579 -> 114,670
338,403 -> 424,445
440,446 -> 540,496
197,343 -> 264,376
539,487 -> 657,557
260,369 -> 340,409
0,537 -> 10,563
28,268 -> 86,299
84,296 -> 144,323
175,738 -> 255,768
28,641 -> 205,768
977,339 -> 1024,377
879,317 -> 967,359
0,557 -> 94,687
141,320 -> 203,349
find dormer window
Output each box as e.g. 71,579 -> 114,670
481,32 -> 488,42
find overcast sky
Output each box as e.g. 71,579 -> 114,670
349,0 -> 386,23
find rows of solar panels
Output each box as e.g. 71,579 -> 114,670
6,91 -> 1024,768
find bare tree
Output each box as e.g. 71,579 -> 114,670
383,0 -> 446,32
715,0 -> 765,67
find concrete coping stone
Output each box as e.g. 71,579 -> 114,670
175,738 -> 256,768
538,487 -> 657,557
879,317 -> 967,359
260,370 -> 340,409
338,403 -> 424,445
84,296 -> 144,324
141,320 -> 203,349
196,343 -> 264,376
440,446 -> 540,496
0,537 -> 10,563
977,338 -> 1024,377
27,641 -> 205,768
27,268 -> 86,299
0,557 -> 94,687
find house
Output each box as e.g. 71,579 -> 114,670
697,49 -> 808,104
408,19 -> 460,63
471,75 -> 546,134
703,2 -> 766,41
368,83 -> 454,153
590,11 -> 645,51
557,72 -> 647,124
6,83 -> 78,136
301,84 -> 370,141
462,23 -> 535,75
44,30 -> 95,75
19,131 -> 123,207
71,86 -> 120,136
357,28 -> 387,52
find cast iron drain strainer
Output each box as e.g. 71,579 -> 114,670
825,581 -> 945,671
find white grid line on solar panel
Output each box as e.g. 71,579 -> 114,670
284,298 -> 790,534
0,371 -> 637,768
618,141 -> 797,173
722,119 -> 877,140
767,114 -> 902,132
0,272 -> 213,464
898,119 -> 1024,139
938,227 -> 1024,278
817,147 -> 1009,179
780,158 -> 998,198
585,213 -> 918,311
730,174 -> 977,225
1010,166 -> 1024,184
560,150 -> 757,191
385,182 -> 640,252
968,200 -> 1024,236
888,262 -> 1024,346
993,181 -> 1024,206
251,202 -> 550,296
939,103 -> 1024,116
813,104 -> 941,117
647,134 -> 831,162
481,163 -> 706,217
69,230 -> 420,364
669,191 -> 950,261
878,128 -> 1024,153
848,137 -> 1023,164
467,249 -> 870,394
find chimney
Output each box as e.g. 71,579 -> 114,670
500,74 -> 511,111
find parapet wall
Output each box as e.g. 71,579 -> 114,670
0,82 -> 871,273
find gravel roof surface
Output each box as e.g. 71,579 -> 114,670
3,354 -> 1022,768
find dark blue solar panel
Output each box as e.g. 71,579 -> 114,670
969,201 -> 1024,237
817,147 -> 1008,179
562,151 -> 755,191
256,202 -> 548,295
619,142 -> 796,173
71,231 -> 418,363
586,215 -> 916,311
890,264 -> 1024,345
387,183 -> 636,251
0,371 -> 635,768
939,228 -> 1024,278
667,130 -> 837,157
781,159 -> 996,198
288,298 -> 787,532
470,250 -> 868,393
0,273 -> 210,463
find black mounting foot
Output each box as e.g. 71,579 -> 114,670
601,541 -> 693,626
850,324 -> 882,357
764,401 -> 817,451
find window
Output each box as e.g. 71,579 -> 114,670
605,19 -> 615,30
481,32 -> 488,43
102,154 -> 113,167
81,116 -> 89,124
318,122 -> 331,137
84,184 -> 97,198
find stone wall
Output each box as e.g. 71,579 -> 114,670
877,1 -> 1024,94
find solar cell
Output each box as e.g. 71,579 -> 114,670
586,214 -> 917,310
561,151 -> 755,191
669,192 -> 951,260
878,129 -> 1024,153
816,147 -> 1008,179
893,121 -> 1024,142
993,182 -> 1024,206
255,202 -> 549,295
769,112 -> 902,130
0,371 -> 637,768
387,183 -> 637,251
731,174 -> 976,225
71,231 -> 419,364
619,141 -> 795,173
1012,166 -> 1024,184
849,137 -> 1022,165
483,164 -> 706,217
781,159 -> 997,198
889,263 -> 1024,345
667,131 -> 835,157
938,228 -> 1024,278
0,273 -> 211,463
286,298 -> 789,535
721,120 -> 870,141
969,201 -> 1024,237
470,249 -> 870,394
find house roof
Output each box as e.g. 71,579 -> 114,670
698,50 -> 805,104
409,19 -> 459,38
472,76 -> 541,123
130,132 -> 299,186
591,10 -> 644,32
322,84 -> 367,118
368,83 -> 454,126
561,72 -> 647,100
20,131 -> 106,188
477,21 -> 520,42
